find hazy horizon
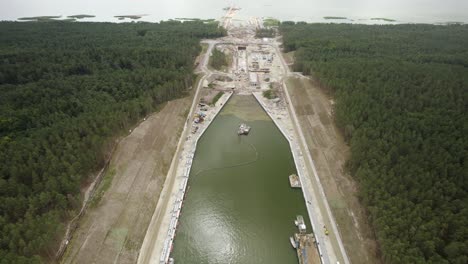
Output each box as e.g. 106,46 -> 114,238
1,0 -> 467,23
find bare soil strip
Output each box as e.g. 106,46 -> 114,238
61,94 -> 194,264
286,76 -> 381,264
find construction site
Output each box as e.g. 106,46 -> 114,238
202,43 -> 284,96
137,6 -> 350,264
62,5 -> 378,264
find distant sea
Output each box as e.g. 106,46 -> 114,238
1,0 -> 467,24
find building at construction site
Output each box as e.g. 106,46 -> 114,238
249,72 -> 258,87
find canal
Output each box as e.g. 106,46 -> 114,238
172,95 -> 310,263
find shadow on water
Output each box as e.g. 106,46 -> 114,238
172,95 -> 309,264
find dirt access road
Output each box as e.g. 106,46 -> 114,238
286,76 -> 381,264
61,94 -> 194,264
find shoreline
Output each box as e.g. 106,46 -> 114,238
4,16 -> 467,25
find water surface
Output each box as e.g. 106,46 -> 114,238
171,95 -> 309,263
2,0 -> 467,24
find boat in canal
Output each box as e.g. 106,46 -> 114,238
238,123 -> 251,135
171,96 -> 308,263
294,215 -> 307,233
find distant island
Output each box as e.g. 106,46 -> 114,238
371,17 -> 396,22
114,15 -> 144,20
68,14 -> 95,19
324,16 -> 347,20
173,18 -> 217,24
18,16 -> 61,21
175,18 -> 201,21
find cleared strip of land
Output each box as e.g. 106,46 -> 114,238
137,41 -> 216,264
286,76 -> 381,264
61,93 -> 194,264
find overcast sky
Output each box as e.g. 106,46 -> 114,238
1,0 -> 467,22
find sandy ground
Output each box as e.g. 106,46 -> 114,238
286,76 -> 381,264
283,51 -> 295,66
61,94 -> 194,264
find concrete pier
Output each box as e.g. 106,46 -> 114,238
291,215 -> 321,264
289,174 -> 301,188
139,90 -> 233,264
295,233 -> 320,264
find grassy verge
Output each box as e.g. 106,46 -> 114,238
89,168 -> 116,207
201,43 -> 208,54
262,89 -> 277,99
211,91 -> 224,105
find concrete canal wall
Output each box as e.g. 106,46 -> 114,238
158,91 -> 233,264
252,92 -> 327,264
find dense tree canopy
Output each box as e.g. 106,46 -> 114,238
0,21 -> 225,263
210,47 -> 228,70
280,22 -> 468,264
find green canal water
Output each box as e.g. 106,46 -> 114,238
172,95 -> 310,263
